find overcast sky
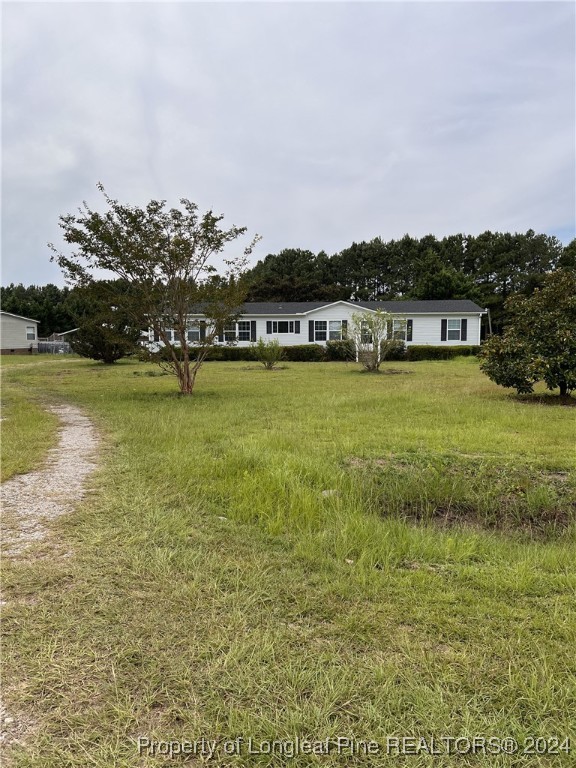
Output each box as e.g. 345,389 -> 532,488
2,1 -> 575,287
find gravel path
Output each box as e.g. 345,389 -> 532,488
1,403 -> 100,756
1,403 -> 100,557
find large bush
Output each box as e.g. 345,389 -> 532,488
479,269 -> 576,396
71,321 -> 140,364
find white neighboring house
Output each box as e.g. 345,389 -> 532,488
146,300 -> 486,349
0,311 -> 39,354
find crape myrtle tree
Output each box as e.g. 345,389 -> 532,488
349,310 -> 401,372
50,184 -> 259,394
479,269 -> 576,397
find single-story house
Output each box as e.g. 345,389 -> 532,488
0,311 -> 39,354
147,300 -> 486,348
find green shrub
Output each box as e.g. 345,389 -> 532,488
216,346 -> 256,362
381,339 -> 407,361
141,344 -> 252,363
325,340 -> 355,361
478,336 -> 539,395
253,338 -> 285,369
282,344 -> 325,362
406,345 -> 481,361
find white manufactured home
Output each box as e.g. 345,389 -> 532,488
147,300 -> 486,348
0,311 -> 39,354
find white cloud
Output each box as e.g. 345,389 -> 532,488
2,1 -> 574,285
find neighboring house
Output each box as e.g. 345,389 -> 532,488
0,311 -> 39,354
146,300 -> 486,348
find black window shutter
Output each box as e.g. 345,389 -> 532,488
266,321 -> 272,334
215,322 -> 223,343
461,318 -> 467,341
295,321 -> 300,334
406,319 -> 413,342
309,320 -> 315,342
199,321 -> 206,341
154,330 -> 159,342
250,320 -> 257,342
441,319 -> 447,341
386,319 -> 393,338
341,319 -> 348,339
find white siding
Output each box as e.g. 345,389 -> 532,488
147,302 -> 483,348
410,314 -> 481,346
233,304 -> 363,346
250,317 -> 304,347
224,306 -> 482,347
0,314 -> 39,351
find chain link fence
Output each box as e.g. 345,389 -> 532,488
38,341 -> 73,354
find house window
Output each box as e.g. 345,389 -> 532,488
313,320 -> 346,342
329,320 -> 344,340
267,321 -> 299,334
187,328 -> 200,343
392,319 -> 407,340
26,326 -> 36,340
164,329 -> 173,342
314,321 -> 327,341
447,319 -> 461,340
223,325 -> 237,343
237,321 -> 251,341
221,322 -> 251,343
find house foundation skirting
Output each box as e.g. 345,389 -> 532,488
1,348 -> 38,355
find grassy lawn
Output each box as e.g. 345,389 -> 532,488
0,355 -> 80,480
2,357 -> 575,766
1,387 -> 60,483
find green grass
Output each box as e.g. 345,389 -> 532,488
0,353 -> 80,366
0,385 -> 60,482
2,357 -> 575,766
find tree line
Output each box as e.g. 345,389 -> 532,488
244,231 -> 575,333
0,283 -> 77,337
2,230 -> 575,338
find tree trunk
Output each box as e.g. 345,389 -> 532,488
177,359 -> 195,395
559,380 -> 568,397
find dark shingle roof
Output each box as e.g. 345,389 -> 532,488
235,300 -> 485,315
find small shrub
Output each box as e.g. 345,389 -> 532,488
253,338 -> 285,369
